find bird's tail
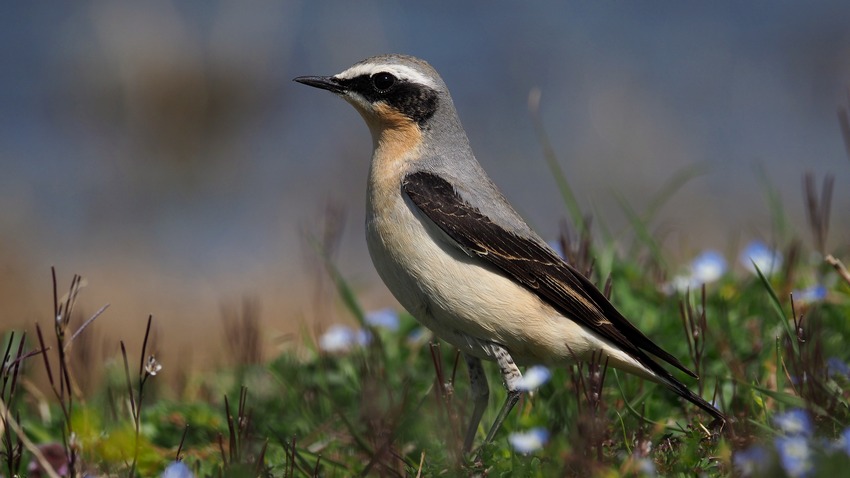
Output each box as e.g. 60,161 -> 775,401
607,347 -> 726,424
654,369 -> 726,424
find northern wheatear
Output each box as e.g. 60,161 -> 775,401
295,54 -> 725,452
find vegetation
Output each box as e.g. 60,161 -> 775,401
2,100 -> 850,478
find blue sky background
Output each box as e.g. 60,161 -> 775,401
1,2 -> 849,357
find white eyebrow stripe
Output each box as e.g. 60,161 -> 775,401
334,63 -> 438,89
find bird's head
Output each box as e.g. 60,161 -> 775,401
294,55 -> 452,143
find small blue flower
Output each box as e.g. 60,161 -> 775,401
318,325 -> 370,353
354,328 -> 371,347
773,409 -> 812,437
733,445 -> 769,477
775,436 -> 812,478
515,365 -> 551,391
792,285 -> 827,304
739,241 -> 783,275
508,427 -> 549,453
162,461 -> 194,478
664,250 -> 726,294
318,325 -> 356,352
828,357 -> 850,378
690,250 -> 727,284
665,274 -> 697,294
365,308 -> 400,331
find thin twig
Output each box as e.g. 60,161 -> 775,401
826,254 -> 850,286
66,304 -> 110,350
176,424 -> 189,462
0,397 -> 61,478
415,451 -> 425,478
803,172 -> 834,254
119,342 -> 136,420
138,316 -> 153,380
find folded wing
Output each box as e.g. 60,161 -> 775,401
402,170 -> 724,421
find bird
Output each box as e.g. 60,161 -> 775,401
294,54 -> 725,453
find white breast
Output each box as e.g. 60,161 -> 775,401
365,161 -> 619,368
363,141 -> 655,383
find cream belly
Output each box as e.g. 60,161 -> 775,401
366,173 -> 650,375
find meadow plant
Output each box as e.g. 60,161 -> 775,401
1,95 -> 850,477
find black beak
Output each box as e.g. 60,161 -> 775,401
293,75 -> 346,94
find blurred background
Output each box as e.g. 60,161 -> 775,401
2,1 -> 849,370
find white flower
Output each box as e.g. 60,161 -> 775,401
740,241 -> 783,275
666,274 -> 697,294
690,250 -> 726,284
144,355 -> 162,376
508,427 -> 549,453
515,365 -> 552,391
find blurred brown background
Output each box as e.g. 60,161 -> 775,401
1,2 -> 849,371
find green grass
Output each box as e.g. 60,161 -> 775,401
2,164 -> 850,476
4,222 -> 850,476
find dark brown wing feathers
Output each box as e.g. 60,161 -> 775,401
402,171 -> 724,421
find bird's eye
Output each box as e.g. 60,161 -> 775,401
371,72 -> 397,92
